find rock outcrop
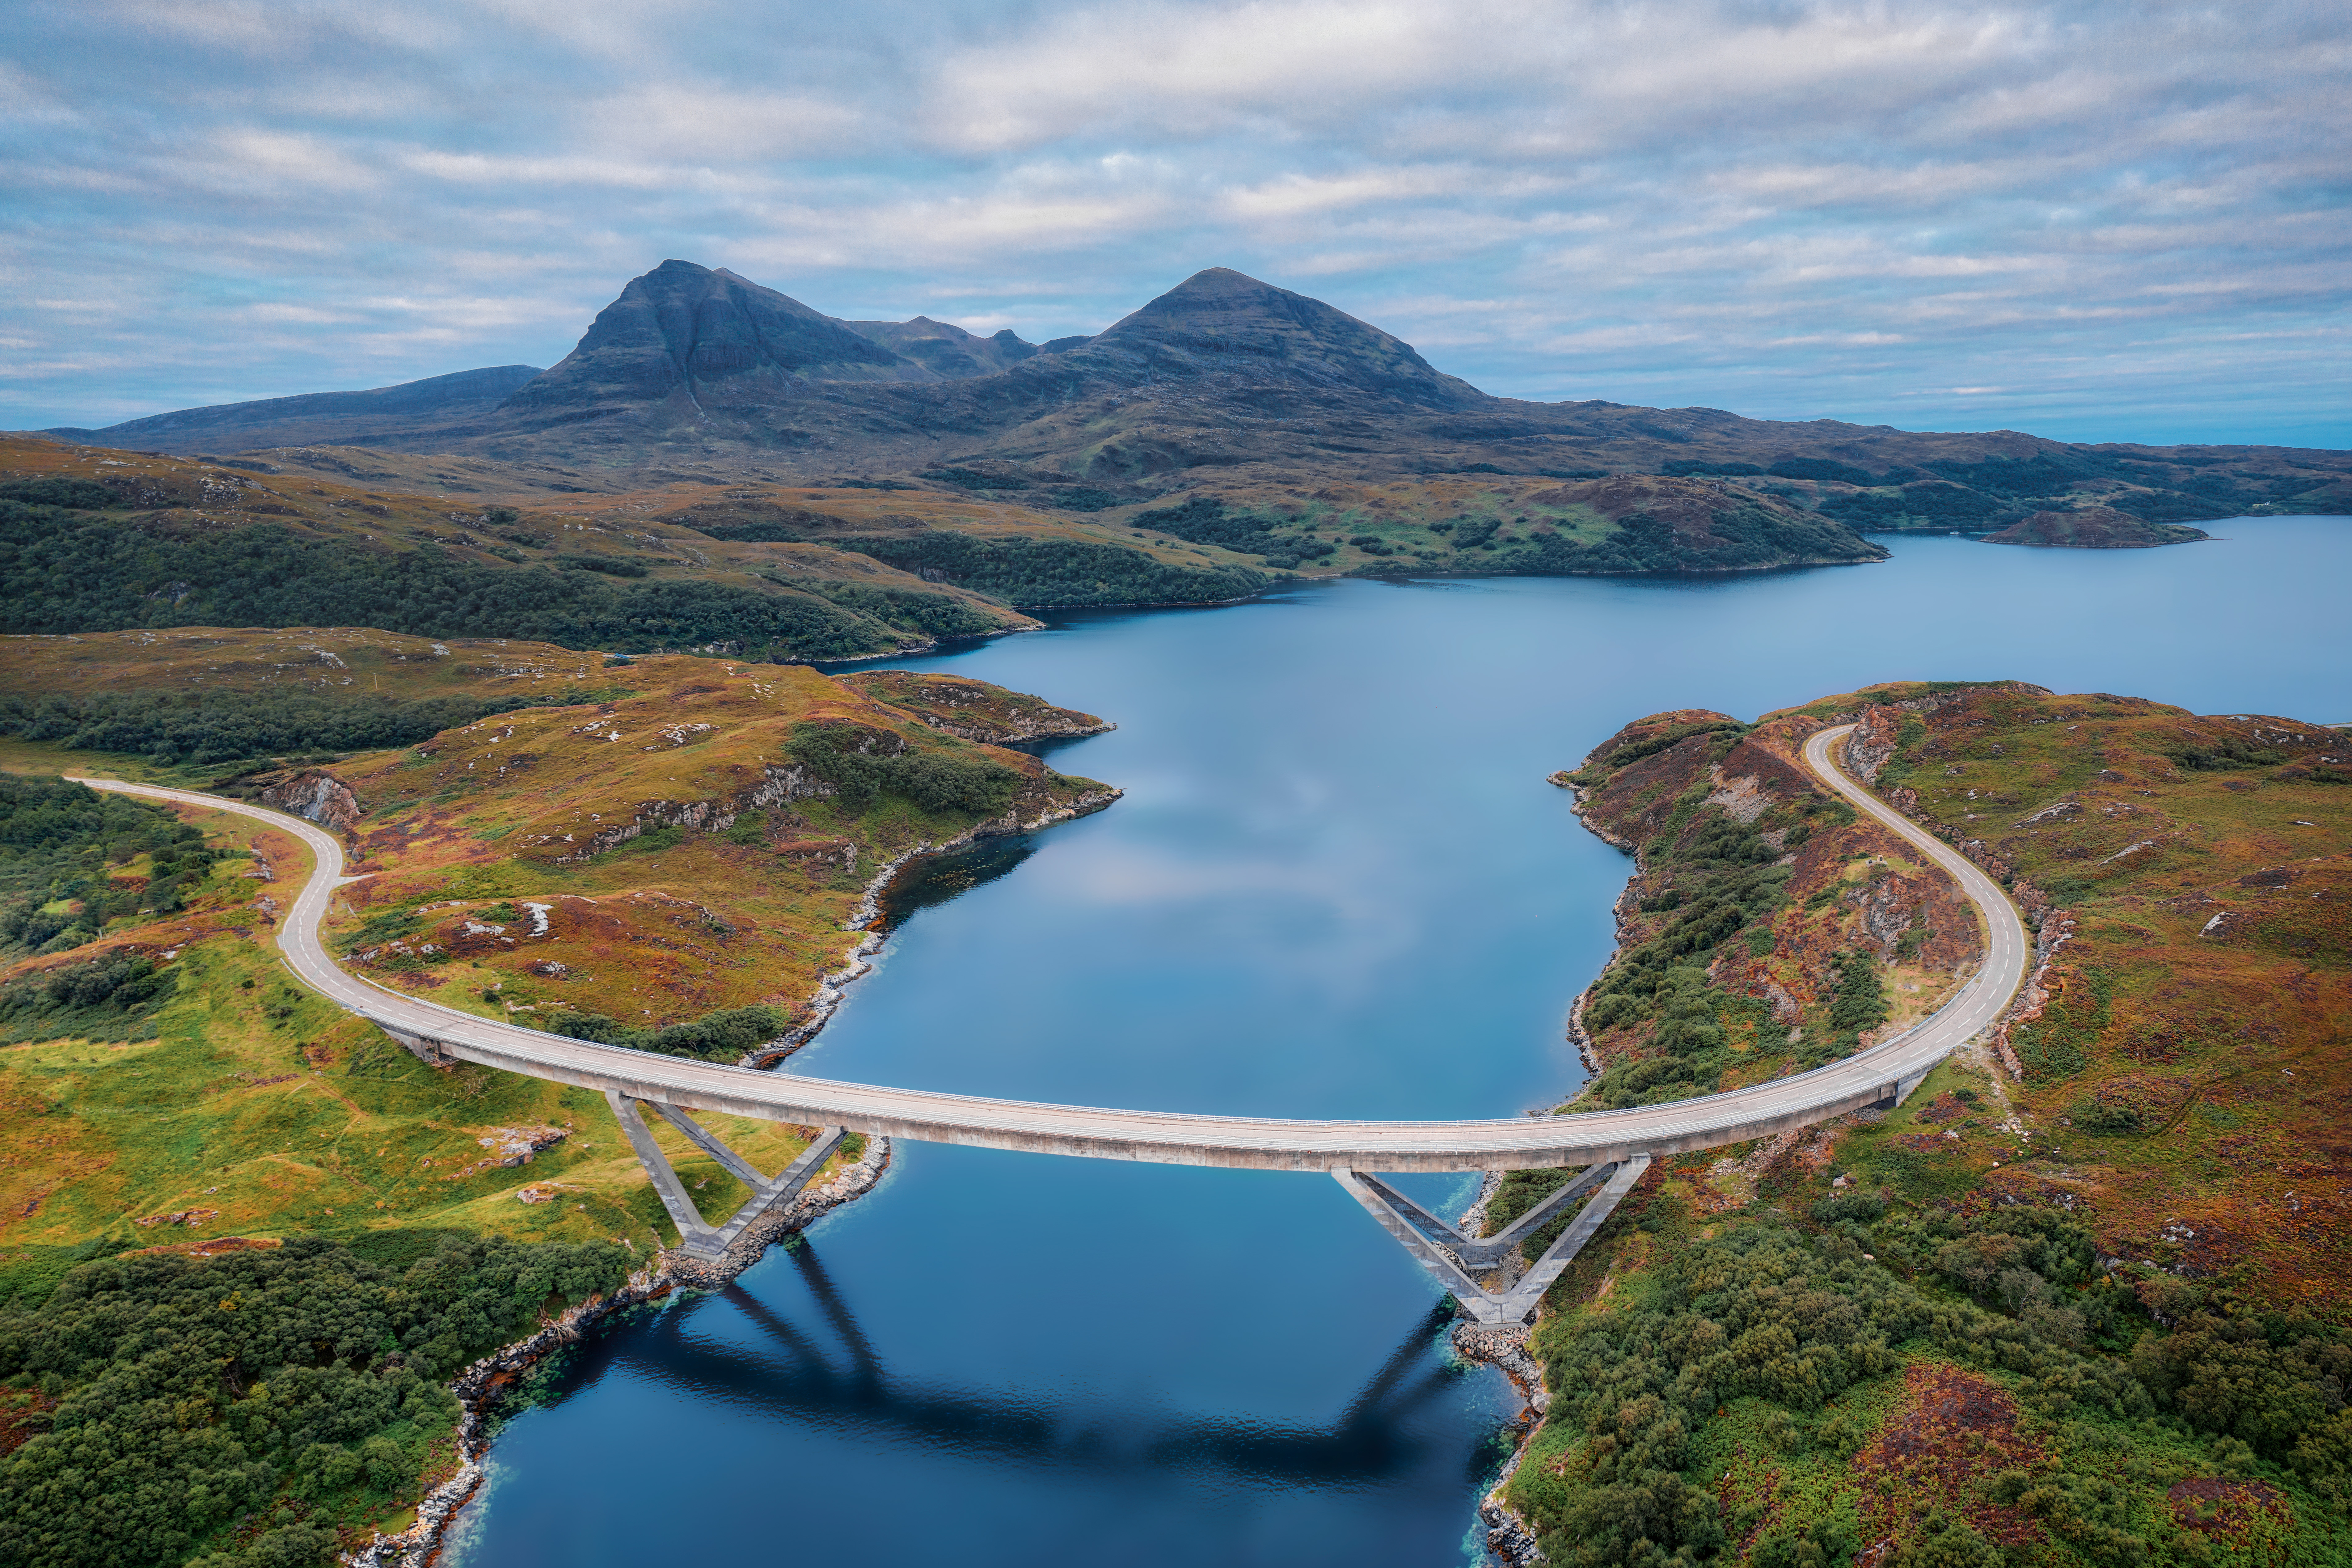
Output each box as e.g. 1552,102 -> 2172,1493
258,769 -> 362,831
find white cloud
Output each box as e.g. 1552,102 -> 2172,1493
1,0 -> 2344,443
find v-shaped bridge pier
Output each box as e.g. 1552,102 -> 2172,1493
1335,1157 -> 1651,1327
604,1090 -> 847,1260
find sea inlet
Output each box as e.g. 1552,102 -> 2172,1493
446,519 -> 2352,1567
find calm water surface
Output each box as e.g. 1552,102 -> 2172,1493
448,521 -> 2351,1567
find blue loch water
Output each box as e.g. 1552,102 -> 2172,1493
447,520 -> 2352,1567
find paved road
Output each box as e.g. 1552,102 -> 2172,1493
81,723 -> 2026,1172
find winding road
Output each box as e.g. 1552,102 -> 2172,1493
80,722 -> 2028,1173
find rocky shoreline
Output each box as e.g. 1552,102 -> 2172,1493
345,1134 -> 892,1567
340,763 -> 1123,1563
1446,1172 -> 1552,1565
743,784 -> 1121,1069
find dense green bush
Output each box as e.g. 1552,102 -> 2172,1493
1825,949 -> 1890,1048
0,1233 -> 629,1568
1045,487 -> 1124,512
551,553 -> 646,577
0,776 -> 209,959
555,1002 -> 792,1060
0,477 -> 117,509
921,467 -> 1028,491
0,953 -> 179,1043
841,530 -> 1268,608
1489,503 -> 1873,576
793,579 -> 1003,640
2163,733 -> 2285,771
1130,497 -> 1335,566
788,721 -> 1023,815
1514,1202 -> 2352,1568
1580,797 -> 1792,1108
1816,484 -> 2004,531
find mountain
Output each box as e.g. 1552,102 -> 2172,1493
30,261 -> 2349,538
38,364 -> 542,452
498,260 -> 935,431
446,263 -> 2345,526
1063,265 -> 1480,407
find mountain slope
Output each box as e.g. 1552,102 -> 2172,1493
39,365 -> 543,451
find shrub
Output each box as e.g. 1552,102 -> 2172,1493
0,1235 -> 627,1568
788,721 -> 1022,815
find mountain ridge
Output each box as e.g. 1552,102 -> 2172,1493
22,261 -> 2350,535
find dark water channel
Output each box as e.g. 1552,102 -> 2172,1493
448,521 -> 2352,1567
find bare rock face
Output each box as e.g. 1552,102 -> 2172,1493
259,769 -> 362,831
1844,706 -> 1904,783
844,316 -> 1038,378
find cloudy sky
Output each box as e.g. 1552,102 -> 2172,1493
6,0 -> 2348,444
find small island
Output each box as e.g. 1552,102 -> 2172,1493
1984,504 -> 2210,548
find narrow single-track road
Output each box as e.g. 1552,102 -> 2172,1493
80,722 -> 2026,1172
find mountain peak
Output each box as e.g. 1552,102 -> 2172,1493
504,261 -> 928,422
1081,268 -> 1479,408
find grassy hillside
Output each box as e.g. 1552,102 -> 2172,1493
2,437 -> 1909,634
0,437 -> 1270,633
0,646 -> 1115,1260
0,628 -> 631,769
0,439 -> 1053,660
1498,683 -> 2352,1568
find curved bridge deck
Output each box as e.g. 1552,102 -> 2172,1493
83,723 -> 2026,1318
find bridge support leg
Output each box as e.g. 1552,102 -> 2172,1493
1335,1155 -> 1651,1328
604,1090 -> 846,1260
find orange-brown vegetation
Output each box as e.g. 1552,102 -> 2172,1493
1852,1364 -> 2046,1557
284,655 -> 1115,1031
0,626 -> 609,704
1501,678 -> 2352,1568
1829,684 -> 2352,1312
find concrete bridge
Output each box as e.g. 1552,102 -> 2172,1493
85,724 -> 2027,1326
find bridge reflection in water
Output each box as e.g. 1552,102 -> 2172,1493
559,1243 -> 1502,1492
